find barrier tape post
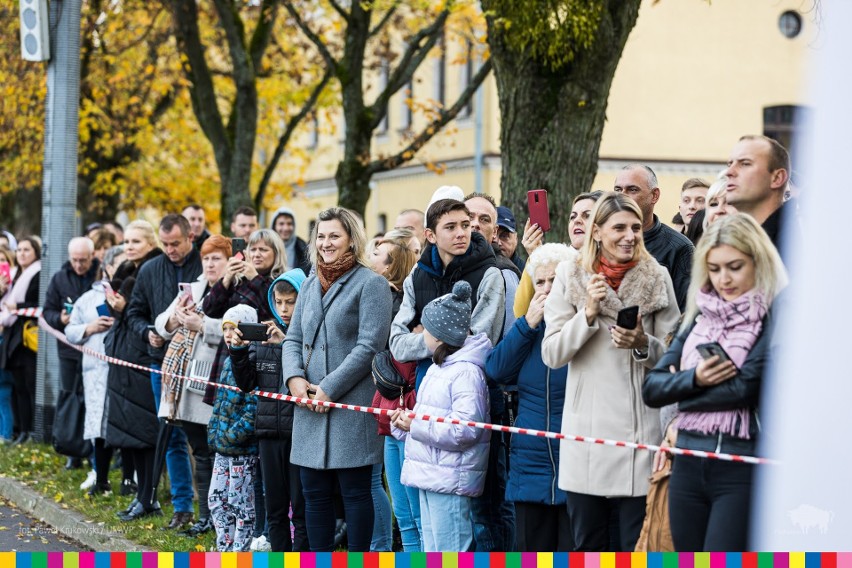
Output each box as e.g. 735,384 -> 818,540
29,314 -> 778,466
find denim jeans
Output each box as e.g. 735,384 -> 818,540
470,409 -> 515,551
151,367 -> 194,513
300,465 -> 373,552
370,462 -> 393,551
0,367 -> 14,440
384,436 -> 422,551
419,490 -> 473,552
668,454 -> 754,551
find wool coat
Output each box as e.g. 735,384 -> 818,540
64,282 -> 111,440
282,264 -> 392,470
541,255 -> 681,498
154,274 -> 221,426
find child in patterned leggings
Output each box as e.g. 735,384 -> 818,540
208,305 -> 260,551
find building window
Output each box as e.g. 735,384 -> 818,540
377,213 -> 387,234
458,40 -> 474,119
308,114 -> 319,149
400,79 -> 413,132
763,105 -> 806,152
377,60 -> 389,135
778,11 -> 802,39
434,35 -> 446,107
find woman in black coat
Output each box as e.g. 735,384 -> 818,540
102,220 -> 164,520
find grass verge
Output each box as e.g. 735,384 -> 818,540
0,442 -> 215,552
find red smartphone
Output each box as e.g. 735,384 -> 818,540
0,262 -> 10,282
527,189 -> 551,232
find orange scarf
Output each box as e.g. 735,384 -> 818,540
317,251 -> 356,294
598,255 -> 637,292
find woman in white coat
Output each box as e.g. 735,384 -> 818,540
65,245 -> 126,495
541,192 -> 681,551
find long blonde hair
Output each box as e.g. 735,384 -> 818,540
682,213 -> 788,327
580,191 -> 651,274
247,229 -> 287,278
309,207 -> 371,268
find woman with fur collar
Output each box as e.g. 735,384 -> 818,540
541,191 -> 680,552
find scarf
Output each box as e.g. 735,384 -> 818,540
0,260 -> 41,328
677,288 -> 768,439
317,251 -> 356,294
598,255 -> 637,292
161,301 -> 205,420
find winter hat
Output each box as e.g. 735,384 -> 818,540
267,268 -> 307,328
222,304 -> 258,330
427,185 -> 465,211
421,280 -> 473,348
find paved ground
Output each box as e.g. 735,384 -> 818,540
0,497 -> 86,552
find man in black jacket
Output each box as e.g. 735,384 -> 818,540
615,164 -> 694,311
43,237 -> 99,469
126,214 -> 202,530
723,135 -> 795,263
182,204 -> 211,252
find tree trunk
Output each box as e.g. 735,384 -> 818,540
485,1 -> 641,242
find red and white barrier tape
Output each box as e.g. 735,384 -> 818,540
10,307 -> 43,318
35,316 -> 777,466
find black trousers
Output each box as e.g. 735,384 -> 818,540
668,455 -> 753,551
300,464 -> 373,552
126,446 -> 156,509
259,438 -> 308,552
10,350 -> 36,433
515,501 -> 575,552
183,421 -> 214,520
565,491 -> 645,551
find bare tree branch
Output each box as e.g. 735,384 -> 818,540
367,57 -> 492,175
254,68 -> 334,209
248,0 -> 280,70
327,0 -> 350,23
282,2 -> 338,70
368,1 -> 400,37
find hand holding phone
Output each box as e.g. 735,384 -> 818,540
695,342 -> 738,387
238,322 -> 270,342
0,262 -> 11,283
96,303 -> 111,318
527,189 -> 551,233
178,282 -> 193,302
231,238 -> 247,257
616,306 -> 639,330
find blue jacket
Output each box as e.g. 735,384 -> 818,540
208,357 -> 258,456
485,316 -> 568,505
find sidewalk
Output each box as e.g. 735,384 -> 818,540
0,443 -> 213,551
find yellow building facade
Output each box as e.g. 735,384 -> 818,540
271,0 -> 814,239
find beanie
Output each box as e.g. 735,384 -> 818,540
427,185 -> 465,211
222,304 -> 258,330
421,280 -> 473,348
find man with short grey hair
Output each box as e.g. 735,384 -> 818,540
614,164 -> 693,311
43,236 -> 100,468
394,209 -> 426,249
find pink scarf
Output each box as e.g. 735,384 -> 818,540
677,287 -> 767,439
0,260 -> 41,328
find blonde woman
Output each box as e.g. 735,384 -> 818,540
643,214 -> 787,551
541,192 -> 680,551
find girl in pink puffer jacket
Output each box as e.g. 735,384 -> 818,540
391,281 -> 491,552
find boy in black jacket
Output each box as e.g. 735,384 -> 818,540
231,268 -> 307,552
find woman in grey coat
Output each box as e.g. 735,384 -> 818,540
283,207 -> 392,552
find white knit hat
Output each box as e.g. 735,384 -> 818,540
427,185 -> 465,211
222,304 -> 258,330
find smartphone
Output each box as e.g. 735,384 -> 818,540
238,322 -> 269,342
101,280 -> 114,295
0,262 -> 10,282
231,238 -> 247,257
96,303 -> 110,318
616,305 -> 639,330
146,324 -> 159,335
64,302 -> 74,314
178,282 -> 193,301
527,189 -> 551,232
696,342 -> 736,366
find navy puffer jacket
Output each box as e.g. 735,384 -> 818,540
485,315 -> 568,505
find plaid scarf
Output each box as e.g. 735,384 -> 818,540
161,302 -> 204,420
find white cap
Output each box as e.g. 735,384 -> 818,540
427,185 -> 465,211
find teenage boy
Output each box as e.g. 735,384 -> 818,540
390,199 -> 505,382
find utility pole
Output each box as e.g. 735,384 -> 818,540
35,0 -> 82,441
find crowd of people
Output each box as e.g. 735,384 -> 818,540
0,134 -> 795,552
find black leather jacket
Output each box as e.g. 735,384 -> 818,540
642,311 -> 773,457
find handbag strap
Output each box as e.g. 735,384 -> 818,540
303,284 -> 340,370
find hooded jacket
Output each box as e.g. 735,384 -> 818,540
232,268 -> 306,439
389,232 -> 505,364
208,357 -> 258,456
395,333 -> 492,497
270,207 -> 311,274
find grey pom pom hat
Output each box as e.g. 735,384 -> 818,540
421,280 -> 473,347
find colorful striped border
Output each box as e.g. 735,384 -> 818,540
0,553 -> 847,568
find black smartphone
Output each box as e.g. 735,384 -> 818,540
238,322 -> 269,342
616,305 -> 639,330
231,238 -> 247,257
696,342 -> 735,366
